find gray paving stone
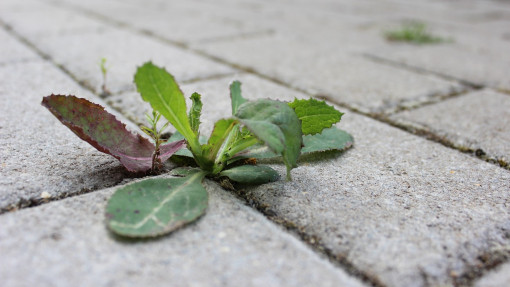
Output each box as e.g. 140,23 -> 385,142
0,4 -> 106,38
390,89 -> 510,165
0,28 -> 39,65
0,176 -> 366,287
51,0 -> 274,44
0,61 -> 134,213
366,33 -> 510,90
241,112 -> 510,286
196,35 -> 464,114
9,20 -> 234,95
474,262 -> 510,287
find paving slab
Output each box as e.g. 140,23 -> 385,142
0,176 -> 366,287
242,113 -> 510,286
195,35 -> 463,114
0,28 -> 40,65
0,4 -> 106,38
50,0 -> 274,44
390,89 -> 510,166
0,60 -> 134,213
3,11 -> 235,95
365,34 -> 510,90
474,261 -> 510,287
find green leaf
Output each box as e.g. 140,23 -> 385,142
188,92 -> 202,135
235,99 -> 302,180
203,119 -> 236,160
231,127 -> 353,161
301,127 -> 353,153
106,171 -> 208,238
220,165 -> 279,184
288,98 -> 343,135
230,80 -> 247,115
42,95 -> 185,173
134,62 -> 198,152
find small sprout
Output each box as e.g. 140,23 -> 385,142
99,57 -> 111,96
385,21 -> 449,44
140,111 -> 171,173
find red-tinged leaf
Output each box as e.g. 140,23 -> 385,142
42,94 -> 185,172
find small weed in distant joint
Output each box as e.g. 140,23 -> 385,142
99,57 -> 111,96
385,21 -> 448,44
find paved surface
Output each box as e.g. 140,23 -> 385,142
1,0 -> 509,286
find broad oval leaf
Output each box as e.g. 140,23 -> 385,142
288,98 -> 343,135
231,127 -> 353,161
134,62 -> 197,147
42,95 -> 185,172
235,99 -> 302,180
106,172 -> 208,238
220,165 -> 279,184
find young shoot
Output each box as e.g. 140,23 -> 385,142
140,111 -> 170,173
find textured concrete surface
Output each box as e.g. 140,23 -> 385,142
1,0 -> 510,286
196,36 -> 464,114
0,177 -> 365,287
391,89 -> 510,165
243,113 -> 510,287
474,262 -> 510,287
0,61 -> 128,212
0,28 -> 39,65
31,26 -> 235,95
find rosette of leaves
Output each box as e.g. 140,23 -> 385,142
103,62 -> 353,238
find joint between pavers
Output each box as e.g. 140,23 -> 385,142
361,53 -> 485,90
454,238 -> 510,286
229,187 -> 387,287
380,116 -> 510,171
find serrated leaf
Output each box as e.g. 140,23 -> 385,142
288,98 -> 343,135
231,127 -> 353,161
301,127 -> 353,153
188,92 -> 202,135
134,62 -> 197,148
235,99 -> 302,180
106,171 -> 208,238
220,165 -> 279,184
42,95 -> 185,172
230,80 -> 247,115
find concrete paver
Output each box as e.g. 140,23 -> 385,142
195,35 -> 464,114
0,61 -> 130,212
475,261 -> 510,287
0,28 -> 39,65
0,177 -> 365,287
391,89 -> 510,165
243,112 -> 510,286
0,5 -> 105,38
30,26 -> 235,95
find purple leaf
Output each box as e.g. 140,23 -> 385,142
42,95 -> 185,172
